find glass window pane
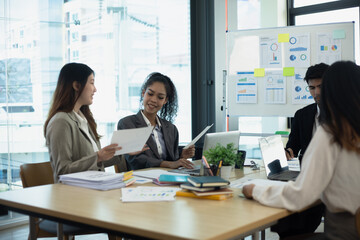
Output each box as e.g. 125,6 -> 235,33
293,0 -> 340,8
295,7 -> 360,63
237,0 -> 260,30
0,0 -> 191,225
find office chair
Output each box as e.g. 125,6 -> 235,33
114,155 -> 129,173
20,162 -> 116,240
356,207 -> 360,237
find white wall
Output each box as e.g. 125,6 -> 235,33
214,0 -> 287,131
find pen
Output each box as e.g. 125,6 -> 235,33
216,160 -> 223,176
202,156 -> 213,176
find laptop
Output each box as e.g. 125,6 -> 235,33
258,135 -> 299,181
169,131 -> 241,176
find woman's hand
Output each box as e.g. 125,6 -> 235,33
128,144 -> 150,156
160,158 -> 195,169
285,148 -> 294,160
97,144 -> 122,162
242,184 -> 255,199
180,145 -> 195,159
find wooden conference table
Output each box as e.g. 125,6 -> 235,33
0,166 -> 292,240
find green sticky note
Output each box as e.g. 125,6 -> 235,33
333,29 -> 345,39
283,67 -> 295,76
278,33 -> 289,43
254,68 -> 265,77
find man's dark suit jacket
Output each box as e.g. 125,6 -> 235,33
286,103 -> 317,164
117,111 -> 180,170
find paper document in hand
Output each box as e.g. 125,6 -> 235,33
184,123 -> 213,149
111,126 -> 153,155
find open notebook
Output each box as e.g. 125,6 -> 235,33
259,135 -> 299,181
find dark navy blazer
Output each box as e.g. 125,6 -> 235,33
117,111 -> 180,170
286,103 -> 317,164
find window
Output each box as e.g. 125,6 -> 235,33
295,7 -> 360,63
0,0 -> 191,225
293,0 -> 340,8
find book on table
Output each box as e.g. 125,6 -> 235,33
153,174 -> 189,186
176,190 -> 232,201
187,176 -> 230,188
192,188 -> 233,196
180,183 -> 217,192
158,174 -> 188,184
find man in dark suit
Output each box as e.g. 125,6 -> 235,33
285,63 -> 329,163
272,63 -> 329,239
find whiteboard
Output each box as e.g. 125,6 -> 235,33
226,22 -> 354,117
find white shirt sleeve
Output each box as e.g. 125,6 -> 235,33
252,126 -> 338,211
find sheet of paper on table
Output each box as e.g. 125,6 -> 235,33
121,187 -> 180,202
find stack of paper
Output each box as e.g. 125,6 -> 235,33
59,171 -> 135,191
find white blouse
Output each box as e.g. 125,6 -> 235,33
252,126 -> 360,215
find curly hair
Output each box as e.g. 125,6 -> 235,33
140,72 -> 178,123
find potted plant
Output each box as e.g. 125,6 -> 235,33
203,143 -> 240,180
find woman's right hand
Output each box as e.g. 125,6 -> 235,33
285,148 -> 294,160
97,144 -> 122,162
161,158 -> 195,169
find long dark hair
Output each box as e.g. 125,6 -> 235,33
140,72 -> 178,123
44,63 -> 100,140
319,61 -> 360,153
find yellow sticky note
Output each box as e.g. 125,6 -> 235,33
283,67 -> 295,76
254,68 -> 265,77
278,33 -> 290,43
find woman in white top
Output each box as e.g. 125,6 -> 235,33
44,63 -> 122,182
243,61 -> 360,240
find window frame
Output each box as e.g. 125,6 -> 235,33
287,0 -> 360,26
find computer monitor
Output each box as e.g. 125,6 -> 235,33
202,131 -> 241,155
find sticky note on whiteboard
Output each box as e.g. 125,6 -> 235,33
254,68 -> 265,77
278,33 -> 289,42
283,67 -> 295,76
333,29 -> 345,39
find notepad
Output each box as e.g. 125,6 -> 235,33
180,183 -> 217,192
188,176 -> 230,188
158,174 -> 188,184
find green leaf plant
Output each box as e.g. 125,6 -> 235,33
203,143 -> 238,166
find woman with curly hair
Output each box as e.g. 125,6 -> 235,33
117,72 -> 195,170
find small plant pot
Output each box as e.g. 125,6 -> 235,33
220,166 -> 232,180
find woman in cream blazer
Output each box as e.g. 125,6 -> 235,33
44,63 -> 120,182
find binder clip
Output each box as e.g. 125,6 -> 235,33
250,160 -> 260,170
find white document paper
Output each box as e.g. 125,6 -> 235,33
121,187 -> 180,202
59,171 -> 126,190
111,126 -> 153,155
184,123 -> 213,149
